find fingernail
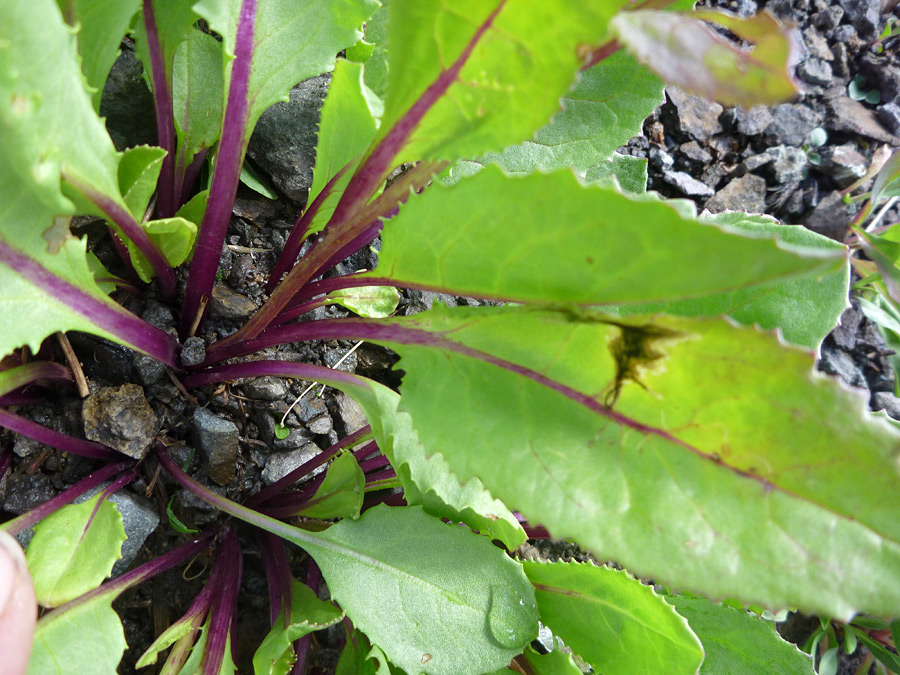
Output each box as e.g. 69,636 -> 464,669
0,531 -> 27,616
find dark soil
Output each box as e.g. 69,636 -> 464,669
3,0 -> 900,673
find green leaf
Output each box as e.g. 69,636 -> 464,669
582,153 -> 648,193
855,227 -> 900,306
252,580 -> 344,675
366,386 -> 526,550
295,451 -> 365,520
26,494 -> 125,607
240,162 -> 280,200
481,52 -> 664,173
27,592 -> 127,675
611,212 -> 850,349
57,0 -> 142,109
327,285 -> 399,318
362,306 -> 900,619
306,58 -> 381,237
117,145 -> 167,220
336,630 -> 393,675
135,608 -> 202,667
277,505 -> 538,675
522,561 -> 703,675
176,617 -> 237,675
611,10 -> 800,107
519,647 -> 584,675
193,0 -> 378,146
368,167 -> 843,306
172,29 -> 225,166
165,495 -> 200,535
381,0 -> 631,163
129,216 -> 198,281
668,596 -> 814,674
132,0 -> 202,96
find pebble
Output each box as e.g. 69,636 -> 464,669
797,58 -> 833,87
134,354 -> 166,386
308,414 -> 334,435
665,86 -> 723,141
661,170 -> 714,198
837,0 -> 879,37
871,392 -> 900,420
83,384 -> 159,459
765,145 -> 809,184
141,304 -> 175,330
242,376 -> 289,401
180,336 -> 206,368
818,343 -> 867,389
337,393 -> 368,435
826,92 -> 899,144
261,443 -> 325,485
766,104 -> 822,146
704,173 -> 767,214
209,282 -> 258,320
192,407 -> 239,485
726,105 -> 774,136
816,143 -> 868,188
878,103 -> 900,136
812,5 -> 843,31
801,190 -> 850,241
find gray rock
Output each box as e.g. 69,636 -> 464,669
872,392 -> 900,420
261,443 -> 324,485
818,344 -> 867,389
326,346 -> 358,373
337,393 -> 368,435
705,174 -> 767,214
826,92 -> 899,144
817,143 -> 868,188
878,103 -> 900,136
740,153 -> 774,173
134,354 -> 166,386
404,289 -> 458,315
797,58 -> 833,87
2,472 -> 55,514
181,337 -> 206,368
308,414 -> 334,435
678,141 -> 712,166
801,190 -> 850,241
12,436 -> 45,459
246,74 -> 329,203
74,486 -> 160,576
830,42 -> 850,78
766,104 -> 822,146
801,27 -> 834,61
66,333 -> 135,384
296,396 -> 328,423
242,376 -> 289,401
648,146 -> 674,170
666,86 -> 723,141
860,53 -> 900,103
812,6 -> 843,31
731,105 -> 774,136
83,384 -> 159,459
141,304 -> 175,330
831,306 -> 863,351
98,48 -> 156,150
192,408 -> 239,485
661,170 -> 714,197
274,427 -> 315,451
208,282 -> 257,320
765,145 -> 809,184
837,0 -> 879,36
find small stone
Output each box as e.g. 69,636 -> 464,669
797,58 -> 833,87
878,103 -> 900,136
1,472 -> 55,514
83,384 -> 159,459
648,146 -> 674,170
812,5 -> 843,31
705,174 -> 767,214
837,0 -> 879,37
733,105 -> 775,136
740,153 -> 774,173
261,443 -> 325,485
871,392 -> 900,420
242,376 -> 288,401
816,143 -> 868,188
818,343 -> 866,389
661,170 -> 714,197
801,190 -> 850,241
180,336 -> 206,368
765,145 -> 809,185
99,48 -> 156,150
831,306 -> 863,351
801,27 -> 834,62
766,104 -> 822,146
12,436 -> 45,458
830,24 -> 858,45
665,87 -> 723,141
826,93 -> 899,145
192,407 -> 239,485
678,141 -> 712,165
337,393 -> 368,435
141,304 -> 175,330
296,396 -> 328,423
830,42 -> 850,79
326,347 -> 358,373
208,282 -> 258,320
134,354 -> 166,386
308,414 -> 334,435
274,426 -> 315,451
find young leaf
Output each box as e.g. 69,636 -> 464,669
482,52 -> 664,173
611,10 -> 801,107
326,306 -> 900,620
379,0 -> 631,164
522,561 -> 703,675
57,0 -> 142,109
295,451 -> 365,520
27,592 -> 127,675
127,216 -> 198,281
519,646 -> 589,674
668,596 -> 815,674
0,362 -> 72,398
327,285 -> 399,318
252,580 -> 344,675
26,494 -> 126,607
336,630 -> 393,675
367,167 -> 843,306
611,212 -> 850,349
117,145 -> 168,219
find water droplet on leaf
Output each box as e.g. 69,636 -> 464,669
486,585 -> 536,649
